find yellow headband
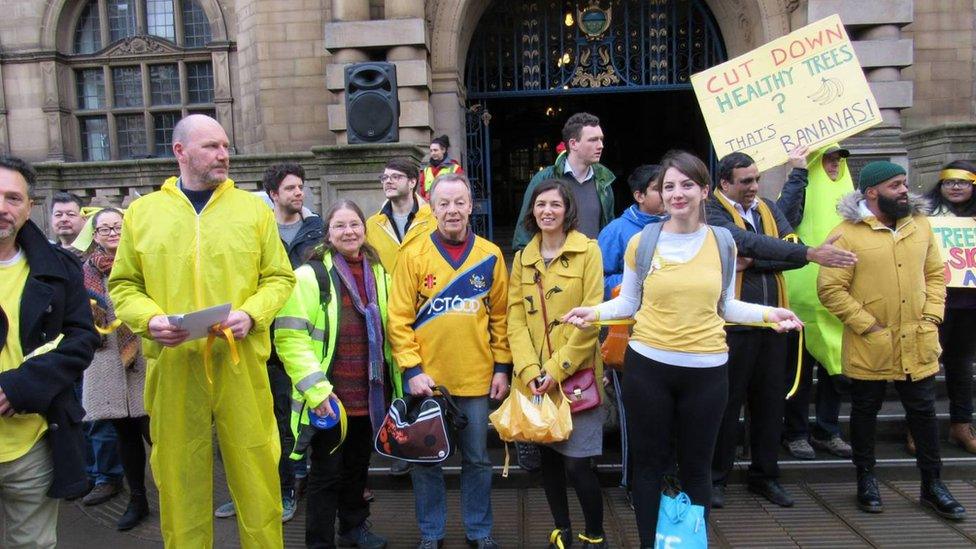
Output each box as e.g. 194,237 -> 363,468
939,169 -> 976,183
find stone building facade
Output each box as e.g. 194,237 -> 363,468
0,0 -> 972,232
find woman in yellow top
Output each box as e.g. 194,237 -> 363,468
563,151 -> 802,547
507,179 -> 606,548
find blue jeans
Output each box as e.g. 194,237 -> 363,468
74,381 -> 122,485
410,395 -> 492,541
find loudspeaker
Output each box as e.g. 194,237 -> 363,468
344,62 -> 399,144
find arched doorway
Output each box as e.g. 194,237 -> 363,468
463,0 -> 727,241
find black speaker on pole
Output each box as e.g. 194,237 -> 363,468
344,62 -> 399,144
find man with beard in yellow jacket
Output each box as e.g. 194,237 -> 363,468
109,115 -> 295,547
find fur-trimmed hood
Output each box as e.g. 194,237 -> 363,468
835,190 -> 932,223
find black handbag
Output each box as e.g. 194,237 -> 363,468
374,386 -> 467,463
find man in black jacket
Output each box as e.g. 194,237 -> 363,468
0,155 -> 99,547
706,151 -> 857,509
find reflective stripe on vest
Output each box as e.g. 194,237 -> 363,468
423,163 -> 461,193
287,255 -> 392,460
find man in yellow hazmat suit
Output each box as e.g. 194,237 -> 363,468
109,115 -> 295,547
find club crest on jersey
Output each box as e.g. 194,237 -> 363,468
469,274 -> 487,290
423,274 -> 437,289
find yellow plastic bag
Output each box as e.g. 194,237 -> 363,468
490,389 -> 572,444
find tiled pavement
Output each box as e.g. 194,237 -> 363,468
49,469 -> 976,548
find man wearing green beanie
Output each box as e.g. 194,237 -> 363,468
817,161 -> 965,519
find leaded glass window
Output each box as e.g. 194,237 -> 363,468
112,66 -> 143,108
74,2 -> 102,54
146,0 -> 176,41
150,64 -> 180,105
153,112 -> 180,156
116,114 -> 148,159
69,0 -> 220,160
108,0 -> 138,43
186,62 -> 214,104
80,117 -> 111,161
182,0 -> 212,47
76,69 -> 105,110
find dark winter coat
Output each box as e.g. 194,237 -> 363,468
0,220 -> 99,498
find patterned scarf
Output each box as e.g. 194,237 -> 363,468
332,253 -> 387,432
84,248 -> 139,369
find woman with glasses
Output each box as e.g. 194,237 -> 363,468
81,207 -> 152,530
274,199 -> 401,548
925,160 -> 976,454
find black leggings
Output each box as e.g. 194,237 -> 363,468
941,307 -> 976,424
111,416 -> 151,494
622,348 -> 728,547
539,446 -> 604,538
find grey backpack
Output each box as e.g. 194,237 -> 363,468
634,222 -> 737,316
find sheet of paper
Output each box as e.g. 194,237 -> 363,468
168,303 -> 232,341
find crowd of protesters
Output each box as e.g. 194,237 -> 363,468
1,111 -> 974,549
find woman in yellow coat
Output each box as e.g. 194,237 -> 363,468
507,179 -> 607,548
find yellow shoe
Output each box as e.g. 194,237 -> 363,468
548,528 -> 571,549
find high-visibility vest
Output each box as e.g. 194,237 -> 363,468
422,162 -> 462,195
274,252 -> 398,459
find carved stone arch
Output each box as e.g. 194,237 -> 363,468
41,0 -> 229,53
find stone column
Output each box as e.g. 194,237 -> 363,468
331,0 -> 369,22
387,44 -> 431,144
385,0 -> 424,19
0,62 -> 9,155
807,0 -> 913,169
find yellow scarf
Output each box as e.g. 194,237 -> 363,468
714,192 -> 789,308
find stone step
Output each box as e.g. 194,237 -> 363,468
365,435 -> 976,490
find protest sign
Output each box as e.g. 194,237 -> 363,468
932,216 -> 976,289
691,14 -> 881,171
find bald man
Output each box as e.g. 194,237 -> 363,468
109,115 -> 295,547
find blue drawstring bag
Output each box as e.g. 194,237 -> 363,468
656,491 -> 707,548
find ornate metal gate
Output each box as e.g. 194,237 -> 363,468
465,104 -> 493,240
463,0 -> 726,237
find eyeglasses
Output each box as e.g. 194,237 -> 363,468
94,225 -> 122,236
329,221 -> 363,232
378,173 -> 407,183
942,180 -> 973,189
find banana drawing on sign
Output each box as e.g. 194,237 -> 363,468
691,14 -> 881,172
807,77 -> 845,106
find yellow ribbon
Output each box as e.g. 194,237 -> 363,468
940,169 -> 976,183
204,325 -> 240,385
24,334 -> 64,361
786,329 -> 804,399
326,399 -> 348,455
591,319 -> 803,397
89,299 -> 123,335
591,319 -> 636,326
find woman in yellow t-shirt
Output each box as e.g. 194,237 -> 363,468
563,150 -> 802,546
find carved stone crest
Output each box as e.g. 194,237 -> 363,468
104,35 -> 180,57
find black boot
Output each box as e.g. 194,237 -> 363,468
920,474 -> 966,521
856,469 -> 883,514
117,491 -> 150,531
